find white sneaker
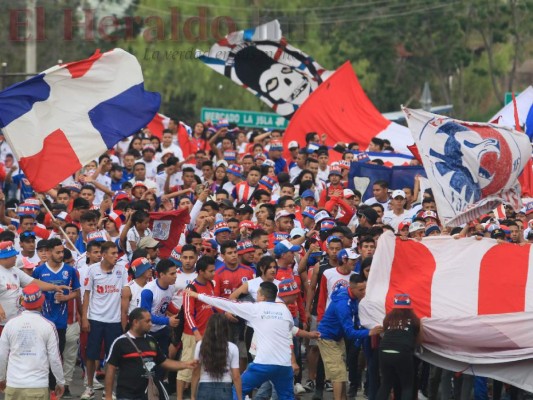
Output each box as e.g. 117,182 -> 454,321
102,390 -> 117,400
92,380 -> 105,390
80,387 -> 95,400
294,383 -> 306,394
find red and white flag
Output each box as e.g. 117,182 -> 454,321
149,209 -> 190,258
360,231 -> 533,391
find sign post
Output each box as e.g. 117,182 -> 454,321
201,107 -> 288,130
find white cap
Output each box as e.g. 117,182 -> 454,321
314,210 -> 331,224
392,189 -> 406,199
290,228 -> 306,239
288,141 -> 299,149
409,221 -> 426,233
275,210 -> 295,221
343,189 -> 355,198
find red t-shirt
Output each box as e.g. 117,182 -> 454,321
213,264 -> 255,298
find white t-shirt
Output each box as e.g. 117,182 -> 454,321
172,269 -> 198,309
194,341 -> 239,383
143,159 -> 160,179
247,277 -> 280,301
382,209 -> 411,232
0,265 -> 33,325
126,280 -> 144,315
86,263 -> 127,323
157,144 -> 184,162
363,196 -> 390,210
126,227 -> 153,254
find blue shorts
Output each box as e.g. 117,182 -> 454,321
238,363 -> 294,400
86,320 -> 123,360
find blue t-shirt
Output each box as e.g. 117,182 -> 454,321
11,172 -> 33,200
32,263 -> 81,329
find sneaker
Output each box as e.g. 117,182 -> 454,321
80,387 -> 95,400
312,389 -> 324,400
303,379 -> 316,392
102,390 -> 117,400
348,385 -> 357,399
61,386 -> 74,399
92,380 -> 105,390
294,383 -> 306,395
325,381 -> 334,392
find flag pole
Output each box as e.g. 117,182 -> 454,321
36,195 -> 78,256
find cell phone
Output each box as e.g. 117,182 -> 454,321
195,184 -> 205,195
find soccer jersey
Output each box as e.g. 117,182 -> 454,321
213,264 -> 255,298
183,279 -> 216,335
86,262 -> 127,323
172,269 -> 198,310
317,267 -> 355,321
32,263 -> 81,329
0,265 -> 33,326
140,280 -> 176,332
126,280 -> 144,315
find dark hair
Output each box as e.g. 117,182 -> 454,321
253,189 -> 271,202
57,188 -> 71,197
383,308 -> 421,333
86,240 -> 103,252
358,236 -> 376,247
251,229 -> 269,240
373,180 -> 389,189
63,248 -> 73,260
186,231 -> 202,243
181,244 -> 198,255
132,210 -> 150,225
80,211 -> 98,223
256,256 -> 277,277
45,238 -> 63,249
128,307 -> 149,326
350,273 -> 366,285
73,198 -> 90,210
199,314 -> 230,380
277,196 -> 295,208
370,137 -> 385,150
80,185 -> 96,194
101,241 -> 117,253
156,258 -> 176,275
131,248 -> 149,262
249,166 -> 261,174
259,281 -> 278,301
371,203 -> 384,212
0,231 -> 15,242
196,255 -> 215,272
220,240 -> 237,254
19,214 -> 35,224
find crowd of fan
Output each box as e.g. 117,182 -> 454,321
0,120 -> 531,400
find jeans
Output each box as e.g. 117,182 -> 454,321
198,382 -> 233,400
255,381 -> 279,400
236,363 -> 294,400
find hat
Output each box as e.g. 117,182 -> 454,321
409,221 -> 426,233
56,211 -> 68,221
275,210 -> 295,221
320,220 -> 336,231
142,145 -> 156,153
138,236 -> 160,249
485,223 -> 500,233
302,206 -> 318,219
202,239 -> 218,252
491,229 -> 506,239
216,160 -> 229,168
338,160 -> 351,170
113,191 -> 131,205
130,257 -> 152,278
269,141 -> 284,151
272,232 -> 290,244
239,220 -> 256,230
64,182 -> 82,193
223,151 -> 237,161
526,202 -> 533,215
314,210 -> 332,224
17,202 -> 40,217
263,159 -> 275,167
0,241 -> 19,259
237,204 -> 254,215
19,231 -> 36,242
398,221 -> 411,231
36,239 -> 48,250
237,240 -> 255,255
288,141 -> 299,150
392,189 -> 406,199
326,235 -> 341,245
87,231 -> 106,243
421,210 -> 438,220
169,246 -> 182,267
290,228 -> 306,239
273,239 -> 301,256
220,199 -> 235,209
425,224 -> 441,236
21,284 -> 45,310
16,256 -> 38,270
343,189 -> 356,199
337,248 -> 360,263
360,208 -> 378,225
328,166 -> 342,177
214,221 -> 231,235
227,164 -> 243,178
278,278 -> 299,297
301,189 -> 315,199
393,294 -> 412,309
107,211 -> 125,230
254,153 -> 267,161
133,181 -> 148,190
259,176 -> 276,191
307,143 -> 320,153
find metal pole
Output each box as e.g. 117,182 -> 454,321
25,0 -> 37,78
0,63 -> 6,90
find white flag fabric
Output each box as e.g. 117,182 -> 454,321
403,108 -> 531,226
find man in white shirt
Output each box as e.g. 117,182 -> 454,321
157,130 -> 184,162
363,180 -> 391,209
186,281 -> 295,399
0,284 -> 65,400
382,190 -> 411,232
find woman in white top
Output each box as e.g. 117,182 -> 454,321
229,256 -> 279,301
191,313 -> 242,400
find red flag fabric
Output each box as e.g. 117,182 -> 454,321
407,144 -> 422,163
177,122 -> 192,159
146,113 -> 170,139
282,62 -> 411,155
518,158 -> 533,197
149,208 -> 190,258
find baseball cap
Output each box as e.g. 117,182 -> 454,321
275,210 -> 295,221
409,221 -> 426,233
239,220 -> 256,230
0,241 -> 19,259
237,240 -> 255,255
169,245 -> 182,267
227,164 -> 243,178
273,240 -> 301,256
393,294 -> 412,309
220,199 -> 235,210
421,210 -> 438,220
425,224 -> 441,236
359,208 -> 378,225
133,181 -> 148,190
278,278 -> 299,297
337,248 -> 360,263
64,182 -> 82,193
21,284 -> 45,310
19,231 -> 36,242
491,229 -> 506,239
526,202 -> 533,215
56,211 -> 68,221
328,166 -> 342,177
343,189 -> 355,199
259,176 -> 276,191
36,239 -> 48,250
254,153 -> 267,162
288,141 -> 299,150
314,210 -> 332,224
237,204 -> 254,215
269,141 -> 284,151
130,257 -> 152,278
87,231 -> 106,243
302,206 -> 318,219
142,144 -> 156,153
214,221 -> 231,235
320,220 -> 336,231
398,221 -> 411,231
301,189 -> 315,199
392,189 -> 406,199
138,236 -> 160,249
290,228 -> 306,239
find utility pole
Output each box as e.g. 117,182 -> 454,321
420,81 -> 432,112
26,0 -> 37,77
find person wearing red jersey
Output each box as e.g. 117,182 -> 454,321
178,256 -> 216,400
232,166 -> 261,205
214,240 -> 255,372
318,166 -> 346,208
317,248 -> 359,322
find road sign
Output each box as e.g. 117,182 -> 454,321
200,107 -> 288,130
504,92 -> 520,105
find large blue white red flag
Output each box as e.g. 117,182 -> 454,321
403,108 -> 531,226
0,49 -> 160,192
197,20 -> 332,119
360,231 -> 533,391
490,86 -> 533,140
